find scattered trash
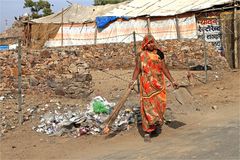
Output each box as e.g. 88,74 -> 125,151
33,96 -> 135,137
89,96 -> 115,114
92,100 -> 109,114
212,105 -> 217,110
189,65 -> 212,71
164,108 -> 174,123
214,75 -> 219,81
0,96 -> 5,101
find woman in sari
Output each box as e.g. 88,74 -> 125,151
130,34 -> 178,142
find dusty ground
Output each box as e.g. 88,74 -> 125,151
0,69 -> 240,160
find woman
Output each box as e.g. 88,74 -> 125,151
130,34 -> 178,142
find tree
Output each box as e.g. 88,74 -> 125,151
23,0 -> 53,19
94,0 -> 128,5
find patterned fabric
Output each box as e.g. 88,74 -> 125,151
139,35 -> 166,133
141,34 -> 156,50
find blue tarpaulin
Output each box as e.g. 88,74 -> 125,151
96,16 -> 129,28
0,45 -> 9,51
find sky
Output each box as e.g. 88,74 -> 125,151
0,0 -> 93,33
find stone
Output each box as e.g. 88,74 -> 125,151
29,76 -> 39,86
75,73 -> 92,82
55,87 -> 65,96
40,50 -> 52,58
68,63 -> 78,73
47,79 -> 57,88
212,105 -> 217,110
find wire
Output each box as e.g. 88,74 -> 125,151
95,68 -> 131,83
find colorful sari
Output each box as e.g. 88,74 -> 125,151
139,35 -> 166,133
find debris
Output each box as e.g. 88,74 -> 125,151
173,86 -> 193,105
212,105 -> 217,110
196,108 -> 201,111
216,86 -> 225,90
90,96 -> 115,113
0,96 -> 5,101
0,38 -> 230,100
92,100 -> 109,114
189,65 -> 212,71
32,97 -> 135,137
164,108 -> 174,122
214,75 -> 219,81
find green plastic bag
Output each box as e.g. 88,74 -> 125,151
92,100 -> 109,114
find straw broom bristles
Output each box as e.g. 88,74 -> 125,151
103,81 -> 136,134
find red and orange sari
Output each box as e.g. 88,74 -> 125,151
139,35 -> 166,133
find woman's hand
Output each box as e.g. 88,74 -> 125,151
128,80 -> 136,89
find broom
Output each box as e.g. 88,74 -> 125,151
103,81 -> 136,134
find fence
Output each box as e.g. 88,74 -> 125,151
1,28 -> 233,125
1,10 -> 239,123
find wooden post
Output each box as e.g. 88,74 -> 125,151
133,31 -> 140,93
27,17 -> 30,47
94,24 -> 97,45
17,39 -> 23,124
203,29 -> 208,83
61,8 -> 64,47
175,16 -> 180,39
233,1 -> 238,68
147,16 -> 151,34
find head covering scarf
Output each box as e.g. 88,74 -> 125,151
141,34 -> 157,50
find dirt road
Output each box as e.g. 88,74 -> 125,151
1,69 -> 240,160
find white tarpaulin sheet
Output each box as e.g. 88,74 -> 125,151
32,2 -> 129,24
44,14 -> 197,47
104,0 -> 239,17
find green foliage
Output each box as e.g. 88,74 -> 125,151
24,0 -> 53,19
94,0 -> 128,5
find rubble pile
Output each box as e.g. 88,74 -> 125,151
63,43 -> 135,69
157,39 -> 230,70
50,39 -> 229,70
63,40 -> 229,70
0,39 -> 230,97
0,50 -> 93,98
0,20 -> 23,45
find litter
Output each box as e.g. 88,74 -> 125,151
0,96 -> 5,101
32,96 -> 136,137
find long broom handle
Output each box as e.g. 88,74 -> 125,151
104,82 -> 136,127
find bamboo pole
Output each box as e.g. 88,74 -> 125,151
17,39 -> 23,124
